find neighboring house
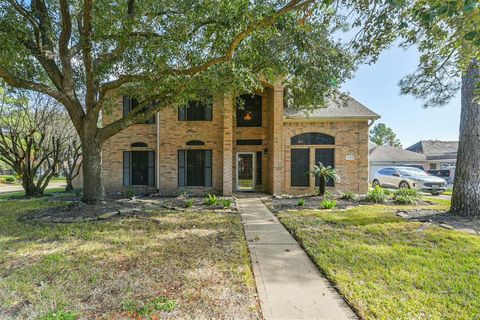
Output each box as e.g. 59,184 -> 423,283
98,82 -> 379,195
369,145 -> 428,181
406,140 -> 458,170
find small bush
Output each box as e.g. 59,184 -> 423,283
125,188 -> 135,198
383,189 -> 392,196
394,188 -> 419,198
297,199 -> 305,206
204,194 -> 218,205
393,188 -> 419,205
185,199 -> 194,208
394,195 -> 418,205
340,191 -> 356,200
220,198 -> 232,208
320,199 -> 337,209
4,175 -> 15,183
365,186 -> 387,203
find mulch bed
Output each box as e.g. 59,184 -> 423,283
20,196 -> 237,223
264,195 -> 435,213
397,209 -> 480,235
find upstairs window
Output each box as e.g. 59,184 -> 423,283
123,96 -> 156,124
179,98 -> 212,121
236,94 -> 262,127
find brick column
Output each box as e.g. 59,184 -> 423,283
267,80 -> 285,195
222,94 -> 233,195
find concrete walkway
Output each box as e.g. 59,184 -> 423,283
0,182 -> 66,193
237,198 -> 356,320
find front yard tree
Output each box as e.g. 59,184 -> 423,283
0,88 -> 70,196
369,123 -> 402,147
349,0 -> 480,217
0,0 -> 355,203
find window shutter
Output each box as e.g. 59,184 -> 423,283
123,151 -> 131,186
148,151 -> 155,186
205,103 -> 212,121
178,106 -> 186,121
204,150 -> 212,187
123,96 -> 131,117
178,150 -> 186,187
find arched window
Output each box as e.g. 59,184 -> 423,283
131,142 -> 148,148
291,133 -> 334,145
186,140 -> 205,146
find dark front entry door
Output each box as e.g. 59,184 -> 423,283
131,151 -> 149,185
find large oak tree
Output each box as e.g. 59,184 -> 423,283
0,0 -> 355,203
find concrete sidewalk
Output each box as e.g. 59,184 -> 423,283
237,198 -> 356,320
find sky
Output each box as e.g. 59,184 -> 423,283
340,44 -> 461,148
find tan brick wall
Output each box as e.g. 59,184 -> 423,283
283,120 -> 370,195
100,89 -> 371,196
102,95 -> 157,193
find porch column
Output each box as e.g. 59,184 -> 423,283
267,80 -> 285,195
222,94 -> 234,195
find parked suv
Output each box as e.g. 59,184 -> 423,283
372,166 -> 447,195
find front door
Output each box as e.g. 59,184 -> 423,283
131,151 -> 149,185
237,153 -> 255,191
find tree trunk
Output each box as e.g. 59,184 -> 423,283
22,176 -> 42,196
450,60 -> 480,217
81,137 -> 105,203
319,176 -> 326,196
65,176 -> 74,192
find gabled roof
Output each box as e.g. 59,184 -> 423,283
369,145 -> 427,162
284,96 -> 380,121
406,140 -> 458,160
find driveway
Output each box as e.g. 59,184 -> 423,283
0,182 -> 66,194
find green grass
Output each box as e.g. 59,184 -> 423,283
0,197 -> 259,319
277,200 -> 480,319
0,187 -> 67,200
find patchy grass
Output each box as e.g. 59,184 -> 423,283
277,199 -> 480,319
0,198 -> 259,319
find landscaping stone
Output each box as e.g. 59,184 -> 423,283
440,223 -> 454,230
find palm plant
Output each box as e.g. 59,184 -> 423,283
310,162 -> 341,196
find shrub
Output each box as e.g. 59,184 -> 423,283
125,188 -> 135,198
340,191 -> 356,200
220,198 -> 232,208
297,199 -> 305,206
365,186 -> 387,203
383,189 -> 392,196
185,199 -> 194,208
4,175 -> 15,183
394,188 -> 419,198
394,195 -> 418,205
323,191 -> 335,200
393,188 -> 419,205
204,194 -> 218,205
320,199 -> 337,209
175,187 -> 189,198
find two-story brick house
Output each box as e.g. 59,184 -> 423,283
99,81 -> 379,196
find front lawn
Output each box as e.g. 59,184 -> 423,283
277,200 -> 480,319
0,197 -> 259,319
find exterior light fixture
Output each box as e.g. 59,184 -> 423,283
243,112 -> 253,121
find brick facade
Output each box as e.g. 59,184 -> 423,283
96,83 -> 372,195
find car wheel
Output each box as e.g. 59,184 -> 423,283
431,192 -> 440,195
372,180 -> 380,188
399,181 -> 410,189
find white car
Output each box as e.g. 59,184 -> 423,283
372,166 -> 447,195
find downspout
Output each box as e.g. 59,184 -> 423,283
156,111 -> 160,191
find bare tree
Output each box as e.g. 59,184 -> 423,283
60,124 -> 82,192
0,88 -> 71,195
